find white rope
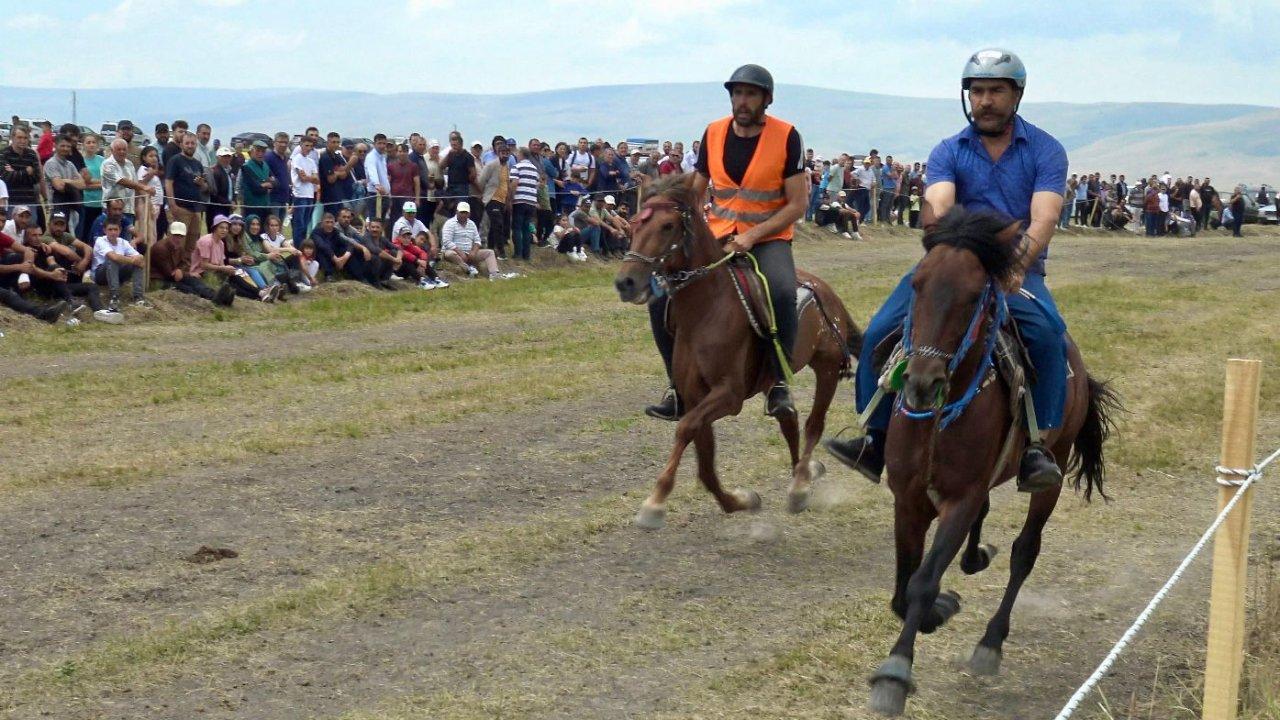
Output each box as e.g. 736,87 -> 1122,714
1053,446 -> 1278,720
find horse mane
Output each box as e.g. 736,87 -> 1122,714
922,208 -> 1021,284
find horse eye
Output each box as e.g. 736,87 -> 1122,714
662,222 -> 675,231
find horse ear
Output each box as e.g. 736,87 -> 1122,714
996,221 -> 1022,246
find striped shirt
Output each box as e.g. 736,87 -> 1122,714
512,159 -> 540,206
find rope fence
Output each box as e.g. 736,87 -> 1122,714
1055,358 -> 1271,720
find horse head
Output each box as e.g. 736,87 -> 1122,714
901,208 -> 1022,412
614,173 -> 709,304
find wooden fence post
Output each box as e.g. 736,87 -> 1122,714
1202,358 -> 1262,720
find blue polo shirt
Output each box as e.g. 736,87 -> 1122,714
926,115 -> 1067,275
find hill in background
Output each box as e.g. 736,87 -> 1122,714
4,82 -> 1275,184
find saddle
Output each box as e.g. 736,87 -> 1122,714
726,256 -> 814,340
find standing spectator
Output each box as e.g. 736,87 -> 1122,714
1157,183 -> 1170,235
1228,186 -> 1245,237
80,134 -> 105,243
594,147 -> 630,197
439,132 -> 476,218
317,132 -> 352,216
423,138 -> 444,219
164,134 -> 206,252
44,135 -> 86,235
1198,177 -> 1218,230
364,133 -> 391,221
478,143 -> 513,258
1061,176 -> 1077,229
852,157 -> 875,221
136,146 -> 166,241
264,133 -> 292,220
348,142 -> 369,214
878,160 -> 898,222
567,137 -> 596,188
101,138 -> 146,220
240,140 -> 274,216
510,147 -> 541,261
205,147 -> 235,228
682,141 -> 699,173
150,220 -> 235,305
161,121 -> 188,166
2,126 -> 44,228
385,142 -> 419,223
35,120 -> 56,162
290,135 -> 320,244
194,123 -> 216,169
91,217 -> 150,311
1188,182 -> 1203,228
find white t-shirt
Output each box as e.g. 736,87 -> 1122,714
0,177 -> 8,203
391,216 -> 427,238
568,150 -> 594,183
292,153 -> 319,199
92,235 -> 140,271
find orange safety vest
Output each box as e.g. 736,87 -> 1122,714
705,114 -> 794,242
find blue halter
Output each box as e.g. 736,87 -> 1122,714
897,279 -> 1007,428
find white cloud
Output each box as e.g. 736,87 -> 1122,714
10,13 -> 57,31
407,0 -> 454,18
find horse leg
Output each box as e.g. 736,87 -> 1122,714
694,424 -> 763,515
959,499 -> 998,575
968,484 -> 1061,676
635,410 -> 699,530
870,490 -> 984,717
788,361 -> 837,514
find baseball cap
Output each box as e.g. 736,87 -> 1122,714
155,122 -> 169,132
117,120 -> 134,130
403,201 -> 417,213
217,147 -> 235,157
471,142 -> 482,149
14,205 -> 31,215
456,201 -> 471,213
228,213 -> 244,225
212,214 -> 230,227
605,195 -> 616,206
837,191 -> 847,198
50,210 -> 69,222
251,139 -> 269,149
428,138 -> 440,148
505,137 -> 516,146
398,226 -> 412,236
168,221 -> 188,236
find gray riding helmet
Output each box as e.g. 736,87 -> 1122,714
961,48 -> 1026,89
724,64 -> 775,97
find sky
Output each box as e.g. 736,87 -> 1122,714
4,0 -> 1279,107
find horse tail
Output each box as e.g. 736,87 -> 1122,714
1070,374 -> 1121,502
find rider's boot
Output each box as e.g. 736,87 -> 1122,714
644,386 -> 682,422
1017,443 -> 1063,493
824,428 -> 886,484
765,382 -> 796,418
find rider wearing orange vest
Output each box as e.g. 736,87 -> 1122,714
645,64 -> 810,421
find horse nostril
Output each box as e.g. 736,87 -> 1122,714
615,276 -> 634,293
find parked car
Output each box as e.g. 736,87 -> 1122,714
231,131 -> 272,147
0,121 -> 10,142
99,121 -> 118,140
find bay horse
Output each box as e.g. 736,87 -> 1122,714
613,173 -> 862,529
866,208 -> 1120,716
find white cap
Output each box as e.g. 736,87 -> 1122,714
428,138 -> 440,148
168,221 -> 188,235
403,201 -> 417,213
604,195 -> 616,205
837,191 -> 847,197
216,147 -> 235,157
456,201 -> 471,213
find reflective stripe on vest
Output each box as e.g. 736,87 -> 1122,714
705,114 -> 794,241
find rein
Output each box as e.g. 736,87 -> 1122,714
623,200 -> 735,298
897,279 -> 1007,429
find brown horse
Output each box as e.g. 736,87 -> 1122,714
865,209 -> 1120,716
613,173 -> 862,529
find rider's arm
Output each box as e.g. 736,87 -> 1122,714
921,181 -> 955,231
1021,191 -> 1062,271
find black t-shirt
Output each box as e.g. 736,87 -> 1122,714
165,152 -> 206,210
443,150 -> 475,192
318,150 -> 350,203
695,120 -> 804,186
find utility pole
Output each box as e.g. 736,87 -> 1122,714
71,91 -> 77,124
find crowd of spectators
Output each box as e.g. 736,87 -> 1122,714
1,116 -> 1274,328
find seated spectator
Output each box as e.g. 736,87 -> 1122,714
365,218 -> 403,289
89,198 -> 136,250
587,195 -> 625,257
191,214 -> 281,302
393,227 -> 447,289
600,196 -> 631,255
41,210 -> 93,281
4,205 -> 35,241
242,215 -> 301,294
815,192 -> 862,239
223,214 -> 273,291
150,220 -> 235,306
20,223 -> 117,324
391,202 -> 428,239
307,212 -> 353,281
0,228 -> 67,322
554,214 -> 585,261
258,214 -> 308,292
1102,203 -> 1133,232
91,217 -> 151,312
345,216 -> 387,288
439,202 -> 513,280
297,239 -> 320,289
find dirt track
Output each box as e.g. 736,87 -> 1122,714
2,225 -> 1278,719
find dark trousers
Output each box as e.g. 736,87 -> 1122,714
877,190 -> 895,222
851,187 -> 871,220
556,229 -> 583,254
649,239 -> 797,385
79,207 -> 103,243
0,286 -> 51,318
536,207 -> 556,243
163,275 -> 218,300
511,203 -> 535,260
485,200 -> 510,257
345,250 -> 382,286
33,277 -> 103,310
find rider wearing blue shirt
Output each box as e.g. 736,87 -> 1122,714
826,48 -> 1070,493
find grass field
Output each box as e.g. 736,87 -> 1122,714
1,221 -> 1278,719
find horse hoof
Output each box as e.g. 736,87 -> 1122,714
969,644 -> 1002,676
868,679 -> 909,717
961,543 -> 999,575
808,459 -> 827,481
868,655 -> 914,716
733,489 -> 762,513
634,504 -> 667,530
787,487 -> 811,514
922,590 -> 962,634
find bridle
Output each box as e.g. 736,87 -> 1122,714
623,199 -> 734,298
897,277 -> 1007,429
